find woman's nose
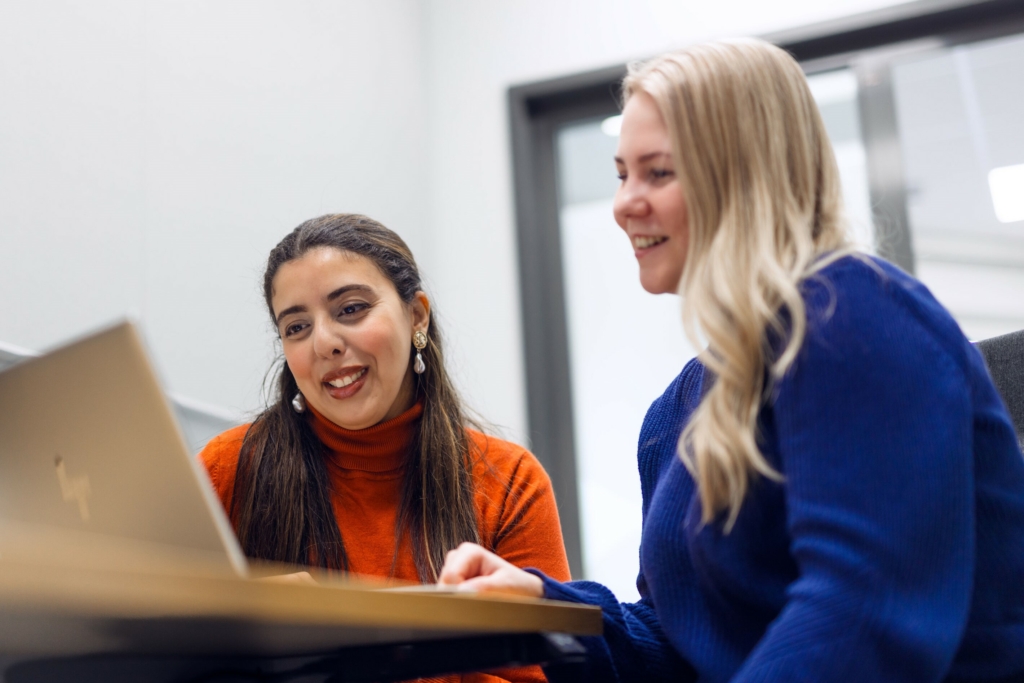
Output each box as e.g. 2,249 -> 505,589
311,321 -> 345,358
613,180 -> 650,224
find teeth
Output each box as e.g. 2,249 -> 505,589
327,368 -> 366,388
633,235 -> 667,249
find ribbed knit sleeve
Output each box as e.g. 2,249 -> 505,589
472,434 -> 572,583
533,360 -> 705,683
527,257 -> 1024,682
198,423 -> 250,516
535,576 -> 694,683
732,261 -> 975,682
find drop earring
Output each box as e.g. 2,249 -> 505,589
291,392 -> 306,413
412,330 -> 428,375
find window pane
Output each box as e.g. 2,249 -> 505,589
806,68 -> 875,252
892,33 -> 1024,339
556,118 -> 694,600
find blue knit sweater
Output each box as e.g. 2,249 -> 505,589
537,257 -> 1024,682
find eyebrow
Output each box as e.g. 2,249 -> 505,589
614,151 -> 673,164
274,284 -> 374,324
326,283 -> 373,301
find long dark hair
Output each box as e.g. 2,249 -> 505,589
232,214 -> 480,581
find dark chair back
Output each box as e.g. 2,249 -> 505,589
976,329 -> 1024,447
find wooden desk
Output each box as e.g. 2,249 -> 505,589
0,553 -> 601,682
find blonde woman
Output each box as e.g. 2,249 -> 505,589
438,39 -> 1024,682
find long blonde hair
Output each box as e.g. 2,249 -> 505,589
623,39 -> 852,529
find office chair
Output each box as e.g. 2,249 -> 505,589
976,329 -> 1024,447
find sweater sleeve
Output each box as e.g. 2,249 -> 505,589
466,437 -> 572,683
197,423 -> 249,517
532,575 -> 694,683
733,266 -> 975,682
480,439 -> 572,583
532,362 -> 705,683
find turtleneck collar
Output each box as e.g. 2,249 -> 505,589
307,400 -> 423,473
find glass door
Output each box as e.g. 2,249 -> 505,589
891,33 -> 1024,339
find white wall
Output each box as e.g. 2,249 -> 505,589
0,0 -> 426,417
420,0 -> 913,443
0,0 -> 914,436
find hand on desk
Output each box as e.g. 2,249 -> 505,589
437,543 -> 544,598
259,571 -> 318,587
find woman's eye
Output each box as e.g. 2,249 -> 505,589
651,168 -> 674,180
616,172 -> 627,181
284,322 -> 306,337
339,303 -> 369,317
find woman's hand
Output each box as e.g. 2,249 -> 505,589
437,542 -> 545,598
259,571 -> 318,586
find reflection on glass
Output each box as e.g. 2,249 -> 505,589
601,114 -> 623,137
989,163 -> 1024,223
892,33 -> 1024,339
806,68 -> 874,252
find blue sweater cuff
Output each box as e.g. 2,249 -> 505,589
524,568 -> 588,604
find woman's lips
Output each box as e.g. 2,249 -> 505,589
632,235 -> 668,255
322,367 -> 368,400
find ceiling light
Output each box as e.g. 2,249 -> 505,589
601,115 -> 622,137
989,164 -> 1024,223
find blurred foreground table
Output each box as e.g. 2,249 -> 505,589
0,549 -> 601,682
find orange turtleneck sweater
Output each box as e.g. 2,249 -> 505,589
198,401 -> 570,683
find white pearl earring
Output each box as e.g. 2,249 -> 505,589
413,330 -> 428,375
292,392 -> 306,413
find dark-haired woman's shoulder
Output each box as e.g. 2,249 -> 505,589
198,423 -> 251,516
467,429 -> 572,582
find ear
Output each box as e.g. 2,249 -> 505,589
410,291 -> 431,335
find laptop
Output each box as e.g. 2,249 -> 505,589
0,321 -> 249,577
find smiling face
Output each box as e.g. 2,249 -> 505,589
613,91 -> 690,295
270,247 -> 429,430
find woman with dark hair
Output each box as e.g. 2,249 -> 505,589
199,213 -> 569,682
